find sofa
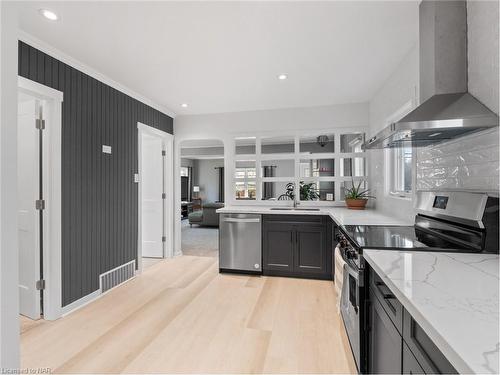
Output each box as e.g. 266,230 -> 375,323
188,202 -> 224,227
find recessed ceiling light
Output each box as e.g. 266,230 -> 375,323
278,74 -> 288,80
181,103 -> 188,108
39,9 -> 59,21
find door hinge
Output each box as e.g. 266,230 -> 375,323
162,236 -> 166,242
35,199 -> 45,210
162,150 -> 166,156
36,279 -> 46,290
162,193 -> 166,199
35,119 -> 45,130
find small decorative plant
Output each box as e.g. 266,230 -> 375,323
278,182 -> 320,201
344,179 -> 374,210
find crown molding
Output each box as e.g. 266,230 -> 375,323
18,30 -> 176,118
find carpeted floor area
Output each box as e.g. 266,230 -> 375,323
181,219 -> 219,258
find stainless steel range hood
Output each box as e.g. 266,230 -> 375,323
364,0 -> 499,149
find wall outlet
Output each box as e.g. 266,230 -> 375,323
134,173 -> 139,183
102,145 -> 112,154
326,193 -> 334,201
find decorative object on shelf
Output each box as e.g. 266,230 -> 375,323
316,135 -> 329,147
344,179 -> 374,210
193,185 -> 200,199
278,182 -> 320,201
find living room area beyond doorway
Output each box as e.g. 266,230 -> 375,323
180,139 -> 225,258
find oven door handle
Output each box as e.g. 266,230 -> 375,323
343,264 -> 363,312
344,260 -> 364,287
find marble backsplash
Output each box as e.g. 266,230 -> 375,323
416,127 -> 500,193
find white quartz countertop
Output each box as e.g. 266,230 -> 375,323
216,205 -> 412,226
364,250 -> 500,374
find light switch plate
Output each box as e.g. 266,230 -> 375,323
134,173 -> 139,183
102,145 -> 112,154
326,193 -> 334,201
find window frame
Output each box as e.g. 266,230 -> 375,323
234,165 -> 257,200
383,100 -> 416,200
231,130 -> 368,205
386,146 -> 413,199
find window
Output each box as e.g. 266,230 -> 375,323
261,159 -> 294,178
261,136 -> 295,154
388,146 -> 413,197
340,133 -> 364,153
232,132 -> 367,204
235,137 -> 256,155
300,134 -> 335,154
384,100 -> 415,199
298,133 -> 366,202
300,159 -> 335,177
340,157 -> 365,177
235,181 -> 256,200
234,162 -> 256,200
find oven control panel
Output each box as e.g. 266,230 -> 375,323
336,233 -> 360,265
433,195 -> 449,209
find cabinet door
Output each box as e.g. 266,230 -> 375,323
403,342 -> 425,374
263,222 -> 294,272
403,310 -> 457,374
368,289 -> 403,374
295,225 -> 327,274
370,268 -> 403,334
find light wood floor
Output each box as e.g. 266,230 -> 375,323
21,255 -> 356,374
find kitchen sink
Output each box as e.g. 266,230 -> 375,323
269,207 -> 320,211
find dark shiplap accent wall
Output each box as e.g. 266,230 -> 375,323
18,41 -> 174,306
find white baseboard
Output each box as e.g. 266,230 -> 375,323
61,271 -> 138,317
61,289 -> 101,317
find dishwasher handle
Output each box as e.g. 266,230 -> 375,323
223,217 -> 261,223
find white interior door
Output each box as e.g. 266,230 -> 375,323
141,133 -> 164,258
18,95 -> 41,320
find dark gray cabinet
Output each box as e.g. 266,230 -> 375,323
403,342 -> 425,374
262,215 -> 332,279
263,222 -> 294,272
295,225 -> 327,274
366,266 -> 457,375
403,310 -> 457,374
370,268 -> 403,334
368,288 -> 403,374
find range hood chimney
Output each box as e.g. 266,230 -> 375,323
364,0 -> 498,149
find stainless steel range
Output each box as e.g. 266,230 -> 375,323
336,191 -> 499,373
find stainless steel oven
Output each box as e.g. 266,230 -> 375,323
338,240 -> 365,373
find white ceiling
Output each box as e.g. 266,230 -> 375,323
16,1 -> 418,116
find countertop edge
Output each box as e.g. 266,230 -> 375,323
216,206 -> 413,227
217,207 -> 342,225
363,251 -> 473,375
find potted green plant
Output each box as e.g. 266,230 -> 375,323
278,182 -> 320,201
344,179 -> 374,210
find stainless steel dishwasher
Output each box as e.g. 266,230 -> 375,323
219,213 -> 262,274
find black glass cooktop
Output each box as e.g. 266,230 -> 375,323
340,225 -> 479,252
